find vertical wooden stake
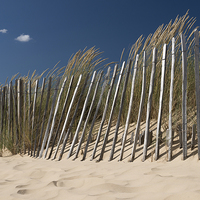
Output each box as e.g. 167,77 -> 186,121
23,82 -> 27,154
142,47 -> 157,162
28,80 -> 31,155
52,75 -> 82,160
130,52 -> 146,161
98,62 -> 125,161
30,80 -> 39,156
74,71 -> 103,160
39,77 -> 60,158
194,29 -> 200,159
109,60 -> 131,161
43,77 -> 67,158
180,33 -> 187,160
67,72 -> 96,158
47,75 -> 74,159
36,77 -> 52,158
155,43 -> 167,160
33,78 -> 46,157
168,37 -> 175,161
91,65 -> 117,161
120,54 -> 139,161
58,74 -> 89,161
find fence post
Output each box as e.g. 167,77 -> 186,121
47,75 -> 74,159
36,77 -> 52,158
99,62 -> 125,161
180,33 -> 187,160
130,51 -> 146,161
30,79 -> 39,156
58,74 -> 89,161
194,29 -> 200,159
44,77 -> 67,158
39,77 -> 60,158
120,55 -> 139,161
33,78 -> 46,157
52,75 -> 82,160
168,37 -> 175,161
90,65 -> 117,161
155,43 -> 167,160
74,70 -> 104,160
110,60 -> 131,161
142,47 -> 157,162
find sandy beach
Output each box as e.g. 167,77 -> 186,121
1,121 -> 200,200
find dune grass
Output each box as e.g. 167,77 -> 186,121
0,11 -> 199,157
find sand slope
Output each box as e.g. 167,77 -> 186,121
1,121 -> 200,200
1,153 -> 200,200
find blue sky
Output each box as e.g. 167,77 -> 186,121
0,0 -> 200,84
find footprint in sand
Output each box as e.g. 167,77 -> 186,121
29,169 -> 46,179
16,184 -> 29,188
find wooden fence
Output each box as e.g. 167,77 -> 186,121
0,30 -> 200,162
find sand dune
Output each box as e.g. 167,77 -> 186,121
1,121 -> 200,199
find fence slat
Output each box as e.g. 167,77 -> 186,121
130,52 -> 146,161
180,33 -> 187,160
109,60 -> 131,161
30,80 -> 39,156
74,71 -> 104,160
120,55 -> 139,161
43,77 -> 67,158
52,75 -> 82,160
168,37 -> 175,161
39,77 -> 60,158
98,62 -> 125,161
23,82 -> 27,154
67,72 -> 96,158
36,77 -> 52,158
194,29 -> 200,159
58,74 -> 89,161
27,80 -> 31,155
91,65 -> 117,161
33,78 -> 46,157
142,47 -> 157,162
155,43 -> 167,160
47,75 -> 74,159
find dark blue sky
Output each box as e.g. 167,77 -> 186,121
0,0 -> 200,84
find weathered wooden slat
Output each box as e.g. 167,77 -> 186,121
74,71 -> 104,160
36,77 -> 52,158
39,77 -> 60,158
90,65 -> 117,161
155,43 -> 167,160
58,74 -> 89,161
47,75 -> 74,159
67,72 -> 96,158
33,78 -> 46,157
109,60 -> 131,161
43,77 -> 67,158
194,29 -> 200,159
28,80 -> 31,155
8,82 -> 12,145
180,33 -> 187,160
130,52 -> 146,161
17,79 -> 23,153
142,47 -> 157,162
98,62 -> 125,161
168,37 -> 175,161
120,55 -> 139,161
14,80 -> 19,152
0,87 -> 5,149
23,82 -> 27,154
191,124 -> 196,150
30,80 -> 39,156
52,74 -> 82,160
